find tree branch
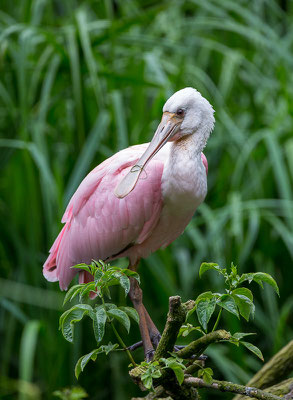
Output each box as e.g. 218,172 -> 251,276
184,377 -> 283,400
176,330 -> 231,359
153,296 -> 193,361
233,340 -> 293,400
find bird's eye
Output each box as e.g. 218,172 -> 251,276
176,108 -> 185,117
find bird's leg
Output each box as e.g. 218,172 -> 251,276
143,306 -> 161,348
129,276 -> 154,361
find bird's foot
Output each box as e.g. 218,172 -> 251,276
145,349 -> 155,362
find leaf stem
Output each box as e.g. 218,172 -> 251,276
111,322 -> 136,367
212,308 -> 222,332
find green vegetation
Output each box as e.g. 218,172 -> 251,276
0,0 -> 293,399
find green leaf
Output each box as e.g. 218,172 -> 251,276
178,323 -> 204,338
199,263 -> 221,278
232,288 -> 255,321
74,343 -> 119,379
60,304 -> 93,343
119,306 -> 139,324
103,303 -> 117,311
241,341 -> 264,361
71,263 -> 92,274
79,282 -> 97,301
141,375 -> 153,390
252,273 -> 279,296
107,308 -> 130,332
169,364 -> 185,385
100,342 -> 119,355
63,284 -> 84,305
218,295 -> 239,318
198,367 -> 213,384
94,269 -> 103,284
115,273 -> 130,295
233,332 -> 256,340
53,386 -> 88,399
93,306 -> 107,342
75,349 -> 101,379
238,273 -> 255,284
122,269 -> 140,284
196,297 -> 216,332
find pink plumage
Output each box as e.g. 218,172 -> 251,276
43,144 -> 208,290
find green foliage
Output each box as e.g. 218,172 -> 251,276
53,386 -> 88,400
192,262 -> 279,332
160,355 -> 186,385
59,260 -> 139,377
75,343 -> 119,379
198,368 -> 214,384
140,361 -> 162,390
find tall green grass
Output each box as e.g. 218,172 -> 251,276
0,0 -> 293,399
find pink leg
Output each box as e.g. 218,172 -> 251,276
128,261 -> 160,360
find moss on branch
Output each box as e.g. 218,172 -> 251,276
233,340 -> 293,400
184,377 -> 283,400
176,329 -> 231,359
153,296 -> 193,361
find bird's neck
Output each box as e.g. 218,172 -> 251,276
171,130 -> 207,162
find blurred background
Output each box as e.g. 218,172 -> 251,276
1,0 -> 293,399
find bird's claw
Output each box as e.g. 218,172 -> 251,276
145,349 -> 155,362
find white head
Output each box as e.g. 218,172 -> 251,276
163,87 -> 215,145
115,87 -> 215,198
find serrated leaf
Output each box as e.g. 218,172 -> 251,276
60,304 -> 93,343
141,375 -> 153,390
232,288 -> 254,321
233,332 -> 256,340
252,273 -> 279,296
63,284 -> 84,305
103,303 -> 117,311
199,263 -> 221,278
75,348 -> 101,379
74,342 -> 119,379
218,295 -> 239,318
241,341 -> 264,361
122,269 -> 141,284
71,263 -> 92,274
199,368 -> 213,384
119,306 -> 139,324
93,306 -> 107,342
169,364 -> 185,385
103,285 -> 111,299
107,308 -> 130,332
116,273 -> 130,295
232,288 -> 253,301
238,273 -> 255,284
94,269 -> 103,284
196,297 -> 216,331
100,342 -> 119,355
79,282 -> 97,301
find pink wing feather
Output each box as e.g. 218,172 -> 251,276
43,145 -> 164,290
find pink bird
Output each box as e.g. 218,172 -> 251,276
43,87 -> 215,359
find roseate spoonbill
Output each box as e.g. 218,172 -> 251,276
43,87 -> 215,359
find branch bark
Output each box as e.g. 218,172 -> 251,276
153,296 -> 189,361
176,329 -> 231,359
233,340 -> 293,400
184,377 -> 283,400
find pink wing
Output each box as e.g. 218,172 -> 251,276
43,145 -> 164,290
201,153 -> 208,175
